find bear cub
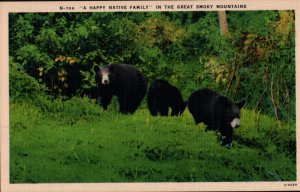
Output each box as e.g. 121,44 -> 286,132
187,88 -> 245,148
95,63 -> 147,114
147,79 -> 186,116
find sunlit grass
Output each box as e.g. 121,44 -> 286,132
9,97 -> 296,183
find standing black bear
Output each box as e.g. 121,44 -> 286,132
187,88 -> 245,148
147,79 -> 186,116
94,64 -> 147,114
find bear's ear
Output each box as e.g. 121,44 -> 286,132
237,100 -> 245,109
93,65 -> 100,73
108,64 -> 115,73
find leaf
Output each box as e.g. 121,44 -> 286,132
67,57 -> 78,65
55,55 -> 65,62
37,67 -> 44,76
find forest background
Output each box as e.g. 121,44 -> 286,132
9,11 -> 295,121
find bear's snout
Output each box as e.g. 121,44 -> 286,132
103,79 -> 109,85
230,118 -> 240,128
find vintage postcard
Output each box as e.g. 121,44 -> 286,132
0,0 -> 299,191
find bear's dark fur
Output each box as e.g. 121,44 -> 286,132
187,88 -> 245,147
147,79 -> 186,116
95,64 -> 147,114
80,86 -> 99,100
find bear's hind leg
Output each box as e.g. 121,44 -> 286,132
191,114 -> 202,125
149,106 -> 159,116
121,97 -> 141,114
147,96 -> 159,116
159,104 -> 169,116
170,106 -> 180,116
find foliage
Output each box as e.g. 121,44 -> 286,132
9,11 -> 295,120
229,11 -> 295,121
9,57 -> 49,101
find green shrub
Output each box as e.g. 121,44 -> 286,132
9,57 -> 48,101
235,110 -> 296,156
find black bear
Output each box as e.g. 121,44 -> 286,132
80,86 -> 99,100
147,79 -> 186,116
94,63 -> 147,114
187,88 -> 245,148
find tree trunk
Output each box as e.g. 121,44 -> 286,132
218,11 -> 229,36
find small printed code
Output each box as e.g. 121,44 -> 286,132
284,183 -> 297,187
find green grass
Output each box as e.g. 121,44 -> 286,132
10,97 -> 296,183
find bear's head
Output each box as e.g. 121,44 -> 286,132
225,100 -> 245,129
94,65 -> 114,86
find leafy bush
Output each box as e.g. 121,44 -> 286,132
9,57 -> 48,101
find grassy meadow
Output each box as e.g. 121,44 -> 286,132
10,96 -> 296,183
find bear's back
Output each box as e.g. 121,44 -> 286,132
108,64 -> 147,99
188,88 -> 220,107
149,79 -> 181,100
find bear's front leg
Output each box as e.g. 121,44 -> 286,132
205,124 -> 216,132
221,127 -> 233,148
100,94 -> 113,110
118,98 -> 129,114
